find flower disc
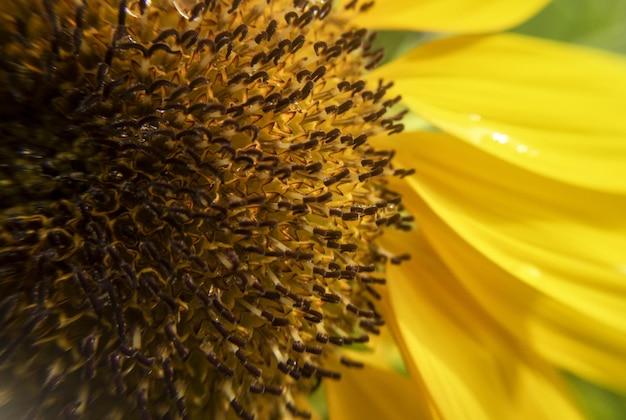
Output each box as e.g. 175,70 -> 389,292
0,0 -> 409,418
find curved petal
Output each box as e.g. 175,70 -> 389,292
325,360 -> 434,420
380,228 -> 584,420
374,131 -> 626,390
348,0 -> 549,33
370,34 -> 626,193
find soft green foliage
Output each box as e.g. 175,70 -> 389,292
567,374 -> 626,420
514,0 -> 626,54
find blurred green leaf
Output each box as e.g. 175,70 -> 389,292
566,373 -> 626,420
309,383 -> 329,420
513,0 -> 626,54
374,31 -> 430,65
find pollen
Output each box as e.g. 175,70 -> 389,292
0,0 -> 409,418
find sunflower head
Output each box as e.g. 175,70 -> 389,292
0,0 -> 410,418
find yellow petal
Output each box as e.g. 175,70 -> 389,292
375,131 -> 626,390
381,229 -> 584,420
348,0 -> 549,33
325,359 -> 434,420
370,34 -> 626,193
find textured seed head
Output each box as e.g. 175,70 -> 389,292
0,0 -> 409,418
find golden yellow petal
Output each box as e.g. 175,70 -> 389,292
349,0 -> 549,33
370,34 -> 626,193
381,228 -> 584,420
325,359 -> 435,420
374,131 -> 626,390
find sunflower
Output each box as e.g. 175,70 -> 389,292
0,0 -> 625,419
